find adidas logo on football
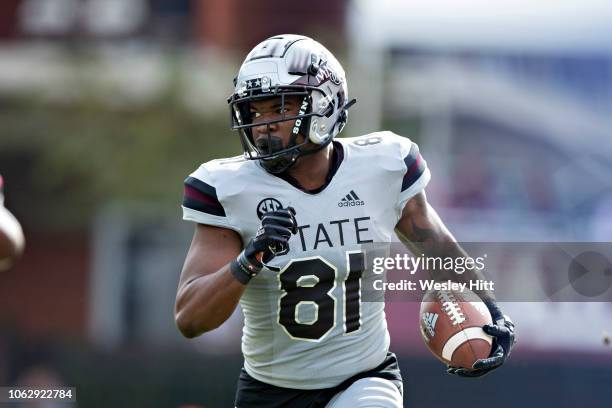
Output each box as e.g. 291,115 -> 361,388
338,190 -> 365,207
422,312 -> 438,338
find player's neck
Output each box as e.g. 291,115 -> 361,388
287,144 -> 334,191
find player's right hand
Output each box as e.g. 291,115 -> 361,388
231,207 -> 297,284
248,206 -> 298,264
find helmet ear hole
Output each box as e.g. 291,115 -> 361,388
308,119 -> 332,145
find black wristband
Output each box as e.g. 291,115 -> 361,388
230,251 -> 262,285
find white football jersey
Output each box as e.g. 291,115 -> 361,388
182,131 -> 430,389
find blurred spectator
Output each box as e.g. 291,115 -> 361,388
82,0 -> 148,37
18,0 -> 148,38
18,0 -> 79,36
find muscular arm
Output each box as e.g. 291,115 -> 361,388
397,191 -> 517,376
395,191 -> 495,303
174,224 -> 245,338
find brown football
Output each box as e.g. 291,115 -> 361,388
419,289 -> 493,369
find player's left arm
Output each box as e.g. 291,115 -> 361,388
395,190 -> 516,377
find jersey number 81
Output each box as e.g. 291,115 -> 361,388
278,251 -> 364,341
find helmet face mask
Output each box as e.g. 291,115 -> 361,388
227,34 -> 354,174
229,85 -> 335,173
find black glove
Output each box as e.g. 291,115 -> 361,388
231,207 -> 297,284
447,303 -> 516,378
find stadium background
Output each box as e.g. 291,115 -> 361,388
0,0 -> 610,406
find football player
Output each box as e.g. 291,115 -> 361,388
175,35 -> 516,407
0,175 -> 25,272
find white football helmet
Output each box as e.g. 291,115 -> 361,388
228,34 -> 355,173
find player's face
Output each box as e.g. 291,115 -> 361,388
249,95 -> 303,153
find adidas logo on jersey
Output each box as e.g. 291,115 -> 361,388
422,312 -> 438,338
338,190 -> 365,207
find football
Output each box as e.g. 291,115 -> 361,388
419,289 -> 493,369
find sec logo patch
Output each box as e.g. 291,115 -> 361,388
257,198 -> 283,219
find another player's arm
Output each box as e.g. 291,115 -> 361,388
174,224 -> 245,338
394,191 -> 495,303
0,178 -> 25,272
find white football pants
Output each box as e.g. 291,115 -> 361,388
325,377 -> 403,408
